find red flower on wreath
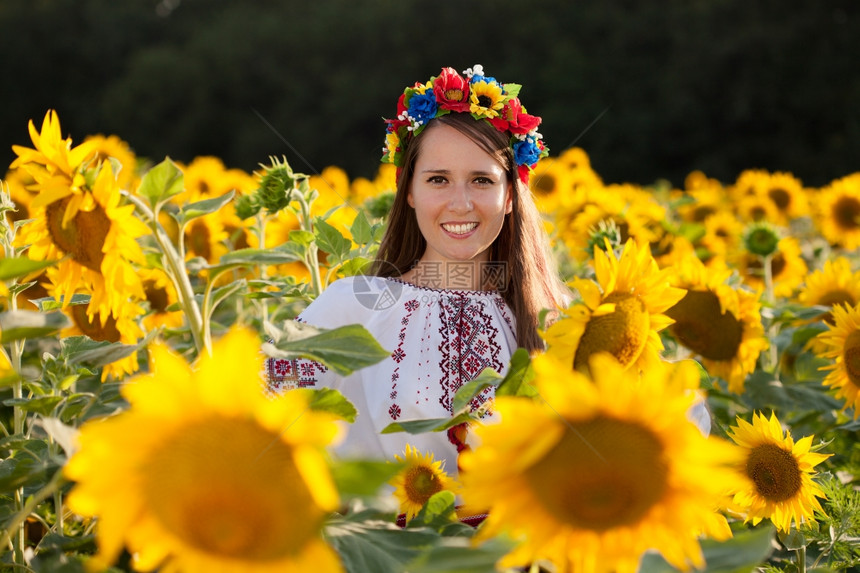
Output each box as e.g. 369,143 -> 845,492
433,67 -> 471,112
490,97 -> 541,135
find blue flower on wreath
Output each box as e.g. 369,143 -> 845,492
513,136 -> 542,167
407,90 -> 438,126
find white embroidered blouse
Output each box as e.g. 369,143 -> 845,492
266,275 -> 516,477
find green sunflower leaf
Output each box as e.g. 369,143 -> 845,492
263,323 -> 389,376
314,217 -> 352,260
326,516 -> 441,573
0,256 -> 58,281
137,157 -> 184,208
177,190 -> 235,223
331,459 -> 403,498
0,310 -> 69,343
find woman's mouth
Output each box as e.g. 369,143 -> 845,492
441,222 -> 478,235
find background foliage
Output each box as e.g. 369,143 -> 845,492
2,0 -> 858,188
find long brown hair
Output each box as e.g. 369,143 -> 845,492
372,113 -> 570,352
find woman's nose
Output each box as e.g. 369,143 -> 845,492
448,185 -> 473,211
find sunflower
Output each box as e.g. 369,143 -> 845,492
15,158 -> 149,322
814,173 -> 860,250
10,110 -> 96,219
469,79 -> 505,119
138,267 -> 184,332
796,257 -> 860,353
554,184 -> 665,262
542,239 -> 686,374
64,327 -> 343,572
82,134 -> 139,191
727,411 -> 831,532
735,236 -> 808,299
390,444 -> 458,523
758,171 -> 810,226
699,209 -> 745,261
59,290 -> 145,381
665,256 -> 769,394
530,157 -> 573,214
459,353 -> 743,573
815,302 -> 860,419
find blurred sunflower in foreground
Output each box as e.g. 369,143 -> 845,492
459,354 -> 743,573
542,238 -> 685,375
727,411 -> 831,532
64,328 -> 344,572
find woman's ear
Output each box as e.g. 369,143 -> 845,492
407,187 -> 415,208
505,182 -> 513,214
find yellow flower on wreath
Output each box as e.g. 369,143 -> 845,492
665,256 -> 769,394
727,411 -> 831,532
815,302 -> 860,419
64,327 -> 344,573
390,444 -> 458,523
15,158 -> 149,321
459,353 -> 743,573
814,172 -> 860,250
543,239 -> 685,375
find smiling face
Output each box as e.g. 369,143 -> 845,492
406,122 -> 512,283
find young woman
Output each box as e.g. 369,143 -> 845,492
266,65 -> 570,478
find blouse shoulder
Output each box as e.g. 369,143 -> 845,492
297,276 -> 395,328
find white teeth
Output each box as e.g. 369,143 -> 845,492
442,223 -> 478,235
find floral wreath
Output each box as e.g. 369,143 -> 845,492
381,64 -> 548,185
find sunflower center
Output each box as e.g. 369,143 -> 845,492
477,95 -> 493,108
525,416 -> 668,531
833,196 -> 860,230
403,466 -> 444,506
842,330 -> 860,387
143,280 -> 170,313
533,174 -> 557,196
692,205 -> 716,222
746,443 -> 802,502
768,188 -> 791,210
71,306 -> 121,343
666,290 -> 743,361
185,219 -> 213,260
142,417 -> 323,561
45,196 -> 110,271
573,292 -> 649,371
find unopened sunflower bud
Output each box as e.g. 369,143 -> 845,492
743,222 -> 780,258
586,219 -> 622,257
233,193 -> 260,220
254,156 -> 304,214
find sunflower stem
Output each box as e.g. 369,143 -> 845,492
297,194 -> 323,297
761,253 -> 779,374
0,469 -> 65,553
123,192 -> 208,355
796,543 -> 807,573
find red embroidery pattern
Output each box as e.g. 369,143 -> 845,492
437,294 -> 504,412
266,357 -> 327,392
388,299 -> 419,419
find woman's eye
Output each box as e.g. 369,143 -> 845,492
428,175 -> 447,184
474,177 -> 494,185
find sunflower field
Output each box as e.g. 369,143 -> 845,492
0,110 -> 859,573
